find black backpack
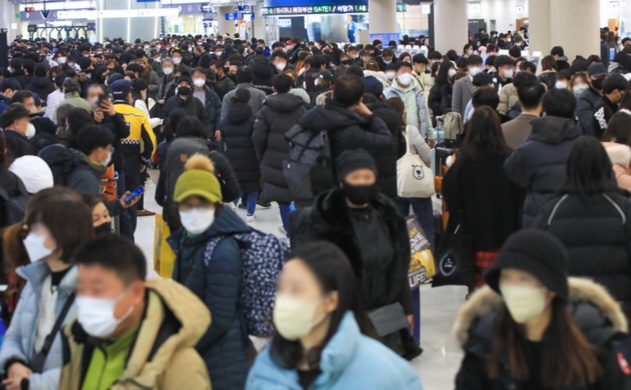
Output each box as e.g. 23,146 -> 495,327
38,144 -> 79,185
0,172 -> 31,226
283,125 -> 336,206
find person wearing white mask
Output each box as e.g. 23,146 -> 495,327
0,194 -> 94,390
11,90 -> 56,140
0,103 -> 37,161
454,229 -> 631,390
272,51 -> 289,74
494,55 -> 515,91
170,153 -> 254,390
246,242 -> 423,389
452,55 -> 484,117
158,58 -> 176,105
384,62 -> 435,147
191,67 -> 222,142
58,235 -> 212,390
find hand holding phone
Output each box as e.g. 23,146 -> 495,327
124,186 -> 145,205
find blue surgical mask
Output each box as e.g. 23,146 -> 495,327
383,60 -> 392,65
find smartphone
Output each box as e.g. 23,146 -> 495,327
97,93 -> 107,106
124,186 -> 145,204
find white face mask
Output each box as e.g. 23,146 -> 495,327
102,150 -> 113,167
25,123 -> 36,139
448,68 -> 457,77
385,71 -> 396,80
555,81 -> 568,90
503,69 -> 514,79
215,51 -> 223,57
76,293 -> 135,338
275,63 -> 286,72
398,73 -> 413,86
469,66 -> 483,76
23,231 -> 54,262
179,208 -> 215,234
57,57 -> 67,64
573,83 -> 589,95
172,57 -> 182,65
273,294 -> 327,341
500,285 -> 548,324
162,67 -> 173,76
314,78 -> 320,86
193,78 -> 206,88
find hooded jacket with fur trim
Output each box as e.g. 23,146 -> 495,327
454,278 -> 631,390
603,142 -> 631,195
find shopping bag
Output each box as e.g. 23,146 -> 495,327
406,216 -> 436,289
432,221 -> 475,288
154,214 -> 176,278
397,127 -> 435,198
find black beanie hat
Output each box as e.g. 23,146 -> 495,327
485,230 -> 569,302
335,149 -> 377,183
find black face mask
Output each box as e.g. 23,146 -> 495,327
95,222 -> 112,236
341,60 -> 351,65
592,78 -> 605,90
342,182 -> 376,206
178,86 -> 191,96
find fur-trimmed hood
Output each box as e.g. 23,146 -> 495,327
603,142 -> 631,167
454,277 -> 628,346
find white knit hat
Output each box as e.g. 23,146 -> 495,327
9,156 -> 54,194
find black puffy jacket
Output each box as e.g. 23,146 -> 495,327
221,102 -> 260,193
253,93 -> 306,204
25,77 -> 55,102
454,279 -> 631,390
533,190 -> 631,320
504,116 -> 581,227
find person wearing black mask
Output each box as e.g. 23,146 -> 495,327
290,149 -> 421,360
161,76 -> 212,137
82,194 -> 114,236
577,63 -> 607,137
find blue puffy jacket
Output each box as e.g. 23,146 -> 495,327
246,312 -> 423,390
170,207 -> 252,390
0,262 -> 77,390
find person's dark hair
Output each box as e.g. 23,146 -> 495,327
333,75 -> 364,107
541,55 -> 558,71
519,61 -> 536,73
516,77 -> 546,110
11,90 -> 33,104
163,108 -> 187,142
396,61 -> 413,72
543,89 -> 576,118
508,46 -> 522,58
81,193 -> 109,212
176,116 -> 205,138
460,106 -> 509,161
603,110 -> 631,145
231,87 -> 251,104
565,137 -> 616,196
76,125 -> 115,156
273,74 -> 293,93
385,97 -> 406,130
54,73 -> 66,89
193,67 -> 209,79
551,46 -> 565,57
602,74 -> 628,95
485,55 -> 496,68
472,72 -> 493,87
494,55 -> 515,69
236,66 -> 254,83
74,234 -> 147,283
269,242 -> 378,370
466,55 -> 483,66
489,298 -> 602,387
437,61 -> 455,85
471,87 -> 499,110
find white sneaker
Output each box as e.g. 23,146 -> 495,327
247,215 -> 257,223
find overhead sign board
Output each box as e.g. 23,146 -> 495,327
263,4 -> 367,15
225,12 -> 238,20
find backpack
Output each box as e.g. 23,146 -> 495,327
38,144 -> 79,185
203,229 -> 289,337
283,124 -> 336,205
442,112 -> 464,142
0,172 -> 31,226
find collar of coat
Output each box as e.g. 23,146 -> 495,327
454,277 -> 628,346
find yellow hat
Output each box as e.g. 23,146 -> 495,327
174,154 -> 222,204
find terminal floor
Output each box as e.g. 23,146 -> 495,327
137,169 -> 465,389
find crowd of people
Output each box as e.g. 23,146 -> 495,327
0,24 -> 629,389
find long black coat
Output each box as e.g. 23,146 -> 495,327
443,153 -> 523,252
533,190 -> 631,320
253,93 -> 306,204
221,102 -> 260,193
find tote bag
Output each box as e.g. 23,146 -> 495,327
397,128 -> 435,198
432,217 -> 475,288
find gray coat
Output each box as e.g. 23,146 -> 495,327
221,83 -> 267,122
0,263 -> 77,390
384,84 -> 435,140
452,75 -> 475,117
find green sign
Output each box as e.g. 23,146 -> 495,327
15,13 -> 20,19
396,4 -> 407,12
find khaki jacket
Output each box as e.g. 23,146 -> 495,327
59,279 -> 212,390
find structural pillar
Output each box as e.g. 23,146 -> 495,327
217,6 -> 235,36
252,2 -> 265,40
0,0 -> 19,42
320,15 -> 347,43
433,0 -> 468,53
529,0 -> 599,59
369,0 -> 397,38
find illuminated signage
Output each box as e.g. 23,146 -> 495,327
263,4 -> 367,15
